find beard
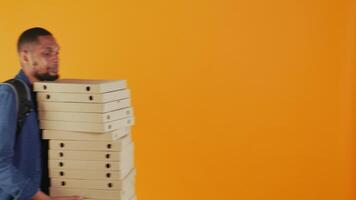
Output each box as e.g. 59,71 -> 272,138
34,72 -> 59,81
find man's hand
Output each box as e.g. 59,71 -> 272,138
32,191 -> 84,200
50,196 -> 84,200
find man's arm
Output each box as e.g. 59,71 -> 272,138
0,85 -> 84,200
0,84 -> 39,199
32,191 -> 83,200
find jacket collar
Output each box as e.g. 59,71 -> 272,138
14,69 -> 32,89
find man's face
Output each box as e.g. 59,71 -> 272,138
24,35 -> 60,81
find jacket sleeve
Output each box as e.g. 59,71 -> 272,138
0,84 -> 39,199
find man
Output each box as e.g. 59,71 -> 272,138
0,27 -> 82,200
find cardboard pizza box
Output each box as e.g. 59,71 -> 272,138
49,168 -> 128,180
49,135 -> 131,151
50,186 -> 135,200
37,89 -> 130,103
40,117 -> 134,132
34,79 -> 127,94
42,128 -> 130,141
39,107 -> 133,123
38,98 -> 130,112
82,196 -> 136,200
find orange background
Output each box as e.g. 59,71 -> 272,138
0,0 -> 355,199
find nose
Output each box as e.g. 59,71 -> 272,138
52,55 -> 59,64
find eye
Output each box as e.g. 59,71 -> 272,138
43,52 -> 51,56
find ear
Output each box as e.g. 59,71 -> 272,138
20,50 -> 30,63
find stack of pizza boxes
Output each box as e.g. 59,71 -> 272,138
34,79 -> 136,200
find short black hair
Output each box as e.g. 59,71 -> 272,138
17,27 -> 52,52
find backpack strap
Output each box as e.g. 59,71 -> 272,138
2,79 -> 33,132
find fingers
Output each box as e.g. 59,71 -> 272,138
52,196 -> 84,200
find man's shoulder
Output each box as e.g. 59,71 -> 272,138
0,82 -> 17,99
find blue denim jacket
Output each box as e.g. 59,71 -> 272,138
0,70 -> 42,200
